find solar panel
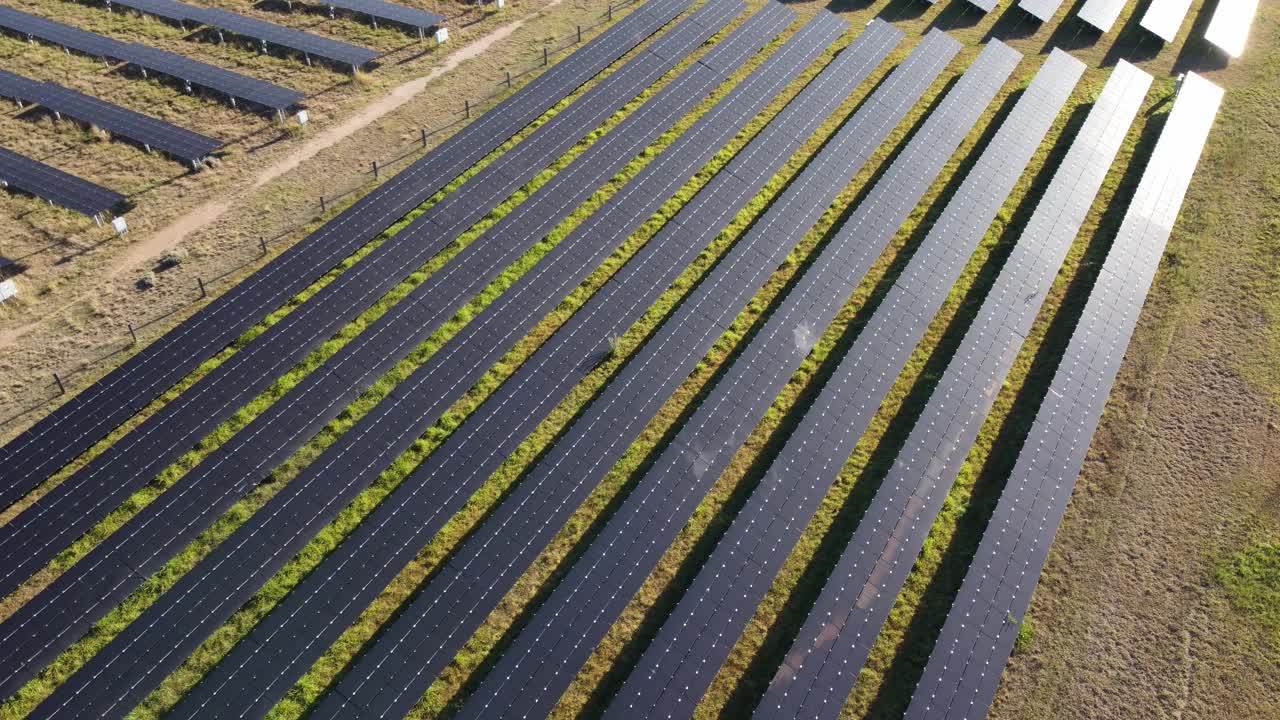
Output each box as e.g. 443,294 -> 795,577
965,0 -> 999,12
0,146 -> 123,217
1018,0 -> 1066,22
1139,0 -> 1193,41
902,72 -> 1222,720
104,0 -> 198,24
0,68 -> 42,102
122,43 -> 305,110
191,7 -> 379,67
0,5 -> 128,58
8,76 -> 222,164
1204,0 -> 1257,57
325,0 -> 444,30
1077,0 -> 1128,32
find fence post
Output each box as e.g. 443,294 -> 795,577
543,46 -> 548,66
372,160 -> 380,179
320,195 -> 327,213
608,3 -> 612,20
577,24 -> 582,42
197,276 -> 207,298
465,98 -> 470,118
260,236 -> 268,256
128,322 -> 137,345
53,372 -> 65,395
506,70 -> 512,88
421,127 -> 428,147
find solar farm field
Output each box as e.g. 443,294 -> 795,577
0,0 -> 1276,719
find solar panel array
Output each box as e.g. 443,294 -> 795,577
599,40 -> 1030,720
1018,0 -> 1066,22
1204,0 -> 1257,57
760,58 -> 1151,720
0,0 -> 716,627
326,0 -> 445,30
1077,0 -> 1128,33
162,12 -> 862,720
0,0 -> 686,517
105,0 -> 194,24
301,14 -> 871,719
0,71 -> 222,163
0,0 -> 777,700
903,72 -> 1222,720
452,28 -> 959,720
1138,0 -> 1193,42
0,146 -> 124,217
0,6 -> 303,110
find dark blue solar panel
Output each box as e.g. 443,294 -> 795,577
0,5 -> 128,58
122,43 -> 305,110
0,146 -> 124,217
326,0 -> 444,29
191,7 -> 379,66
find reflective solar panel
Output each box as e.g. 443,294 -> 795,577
6,75 -> 222,163
1204,0 -> 1257,57
0,146 -> 123,217
903,72 -> 1223,720
1018,0 -> 1066,22
1139,0 -> 1193,41
1077,0 -> 1128,32
123,43 -> 305,109
192,7 -> 379,67
326,0 -> 444,30
104,0 -> 197,24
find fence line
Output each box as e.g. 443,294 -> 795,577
0,0 -> 643,433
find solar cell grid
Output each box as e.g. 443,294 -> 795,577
0,0 -> 686,503
902,71 -> 1222,720
0,146 -> 124,217
105,0 -> 196,24
121,44 -> 305,110
192,7 -> 379,67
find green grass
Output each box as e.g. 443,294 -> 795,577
1215,538 -> 1280,643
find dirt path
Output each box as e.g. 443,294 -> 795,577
107,2 -> 562,280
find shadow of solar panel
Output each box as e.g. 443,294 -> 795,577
0,146 -> 123,217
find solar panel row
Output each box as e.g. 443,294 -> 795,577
0,0 -> 780,699
1204,0 -> 1257,57
0,146 -> 123,217
1138,0 -> 1193,42
0,0 -> 715,621
1077,0 -> 1128,33
0,5 -> 302,110
0,0 -> 685,519
598,40 -> 1027,720
761,58 -> 1151,720
325,0 -> 444,31
903,72 -> 1222,720
295,14 -> 862,719
0,70 -> 221,164
451,28 -> 959,720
